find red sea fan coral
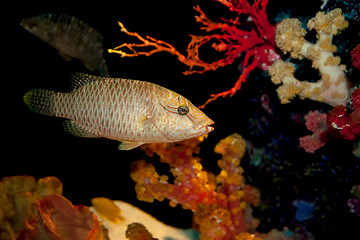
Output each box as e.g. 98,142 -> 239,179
131,134 -> 261,239
109,0 -> 279,107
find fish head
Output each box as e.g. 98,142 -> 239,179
21,14 -> 57,42
155,90 -> 214,142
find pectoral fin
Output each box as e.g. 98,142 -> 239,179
139,115 -> 153,131
118,141 -> 144,150
63,120 -> 100,138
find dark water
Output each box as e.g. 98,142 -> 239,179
3,0 -> 360,239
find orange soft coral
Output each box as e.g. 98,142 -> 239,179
131,136 -> 218,210
0,176 -> 63,239
18,194 -> 109,240
131,134 -> 260,239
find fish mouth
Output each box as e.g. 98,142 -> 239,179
194,119 -> 214,134
204,125 -> 214,133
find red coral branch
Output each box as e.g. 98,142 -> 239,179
109,0 -> 279,108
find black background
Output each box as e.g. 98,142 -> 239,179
3,0 -> 360,236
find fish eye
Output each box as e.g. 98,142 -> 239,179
177,105 -> 189,115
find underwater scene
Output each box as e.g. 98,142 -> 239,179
3,0 -> 360,239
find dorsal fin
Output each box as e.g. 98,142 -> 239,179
69,72 -> 106,90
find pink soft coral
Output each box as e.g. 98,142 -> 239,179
300,88 -> 360,153
299,111 -> 328,153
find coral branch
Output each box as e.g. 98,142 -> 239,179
108,20 -> 219,74
199,60 -> 258,108
110,0 -> 279,107
109,22 -> 185,60
268,9 -> 350,106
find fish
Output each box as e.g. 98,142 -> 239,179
24,73 -> 214,150
21,13 -> 109,77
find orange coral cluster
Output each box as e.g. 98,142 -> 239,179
0,176 -> 110,240
131,134 -> 260,239
0,176 -> 62,239
18,194 -> 109,240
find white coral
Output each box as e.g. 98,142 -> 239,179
268,8 -> 350,106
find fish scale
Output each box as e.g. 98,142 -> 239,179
24,73 -> 214,150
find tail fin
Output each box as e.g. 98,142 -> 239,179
24,89 -> 56,116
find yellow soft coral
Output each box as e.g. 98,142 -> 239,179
268,8 -> 350,106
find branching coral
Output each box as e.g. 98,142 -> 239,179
109,0 -> 279,108
268,8 -> 350,106
131,134 -> 260,239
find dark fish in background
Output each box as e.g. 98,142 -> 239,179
21,13 -> 109,77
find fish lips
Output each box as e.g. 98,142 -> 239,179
193,119 -> 214,135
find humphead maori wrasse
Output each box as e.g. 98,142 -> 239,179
24,73 -> 214,150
